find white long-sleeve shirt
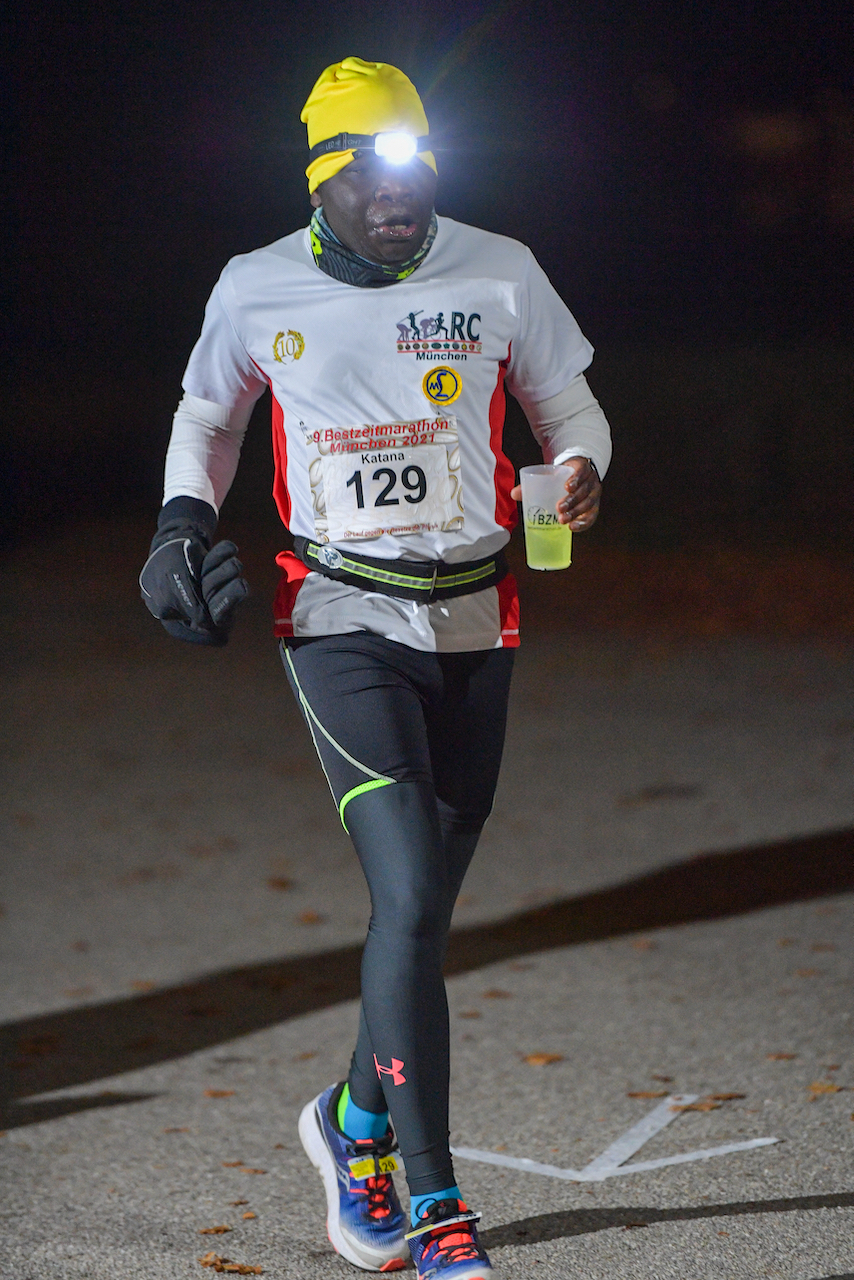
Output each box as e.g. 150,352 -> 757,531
165,215 -> 611,650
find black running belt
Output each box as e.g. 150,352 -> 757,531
294,538 -> 508,602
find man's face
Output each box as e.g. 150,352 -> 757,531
310,153 -> 438,264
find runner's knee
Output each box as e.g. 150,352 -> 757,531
368,874 -> 449,940
345,780 -> 451,938
436,796 -> 490,836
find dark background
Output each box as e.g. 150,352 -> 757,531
7,0 -> 854,552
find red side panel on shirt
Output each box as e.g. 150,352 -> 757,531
273,551 -> 311,637
248,358 -> 291,530
270,393 -> 291,529
497,570 -> 521,648
489,345 -> 518,533
249,360 -> 299,635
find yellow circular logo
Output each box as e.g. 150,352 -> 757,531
273,329 -> 305,363
422,365 -> 462,406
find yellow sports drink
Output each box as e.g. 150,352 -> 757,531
523,509 -> 572,570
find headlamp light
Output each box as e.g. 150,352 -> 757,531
373,132 -> 418,163
308,131 -> 429,164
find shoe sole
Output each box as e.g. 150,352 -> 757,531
298,1097 -> 407,1273
411,1252 -> 494,1280
415,1263 -> 494,1279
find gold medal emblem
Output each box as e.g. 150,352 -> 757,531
273,330 -> 305,363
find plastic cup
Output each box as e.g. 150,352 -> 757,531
519,464 -> 573,570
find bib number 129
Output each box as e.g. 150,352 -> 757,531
321,443 -> 452,538
346,464 -> 427,509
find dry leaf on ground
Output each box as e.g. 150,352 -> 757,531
482,989 -> 512,999
294,1051 -> 316,1061
266,877 -> 293,892
767,1052 -> 797,1060
651,1075 -> 673,1082
297,910 -> 323,925
222,1161 -> 244,1168
670,1100 -> 721,1112
198,1254 -> 263,1275
164,1127 -> 190,1134
199,1226 -> 232,1235
809,1081 -> 843,1097
523,1053 -> 564,1067
627,1090 -> 668,1099
242,1168 -> 267,1175
230,1200 -> 249,1207
622,1222 -> 649,1230
204,1090 -> 236,1098
810,942 -> 836,952
631,939 -> 656,951
458,1011 -> 481,1019
242,1212 -> 257,1220
709,1093 -> 747,1101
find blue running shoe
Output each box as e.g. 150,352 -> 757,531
406,1198 -> 495,1279
298,1082 -> 408,1272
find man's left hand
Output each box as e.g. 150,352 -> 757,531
510,457 -> 602,530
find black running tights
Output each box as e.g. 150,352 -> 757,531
281,633 -> 514,1194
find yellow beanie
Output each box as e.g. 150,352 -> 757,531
301,57 -> 437,194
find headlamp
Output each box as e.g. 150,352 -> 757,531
373,131 -> 418,162
308,131 -> 429,164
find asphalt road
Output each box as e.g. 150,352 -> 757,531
2,522 -> 853,1279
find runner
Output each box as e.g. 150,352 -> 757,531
140,57 -> 611,1279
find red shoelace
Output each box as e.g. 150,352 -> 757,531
423,1220 -> 480,1263
361,1174 -> 395,1220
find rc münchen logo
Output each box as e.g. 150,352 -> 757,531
422,366 -> 462,407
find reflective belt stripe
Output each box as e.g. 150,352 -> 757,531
435,563 -> 495,588
306,544 -> 431,590
339,557 -> 431,590
305,543 -> 499,595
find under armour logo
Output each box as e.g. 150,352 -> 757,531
374,1054 -> 406,1086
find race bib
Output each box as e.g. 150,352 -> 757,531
348,1153 -> 401,1180
305,417 -> 465,541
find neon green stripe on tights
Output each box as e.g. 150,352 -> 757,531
339,777 -> 396,832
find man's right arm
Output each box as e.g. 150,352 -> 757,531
142,267 -> 267,645
140,394 -> 257,645
164,393 -> 254,511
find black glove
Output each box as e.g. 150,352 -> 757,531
139,496 -> 249,646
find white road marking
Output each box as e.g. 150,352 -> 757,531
451,1093 -> 779,1183
579,1093 -> 699,1176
